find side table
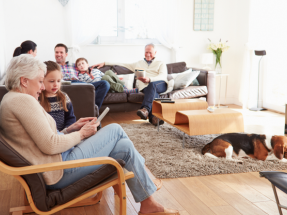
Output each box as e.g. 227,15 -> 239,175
216,73 -> 229,108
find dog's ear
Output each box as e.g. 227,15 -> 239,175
260,135 -> 266,139
274,144 -> 284,160
271,136 -> 276,149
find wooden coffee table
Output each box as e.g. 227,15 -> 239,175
152,99 -> 244,148
152,99 -> 208,125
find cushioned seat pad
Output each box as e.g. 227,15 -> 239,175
103,92 -> 127,104
128,92 -> 145,103
0,134 -> 125,212
166,86 -> 208,100
260,171 -> 287,194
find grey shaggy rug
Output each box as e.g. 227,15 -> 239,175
120,123 -> 287,178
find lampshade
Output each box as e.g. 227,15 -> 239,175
201,53 -> 213,64
255,50 -> 266,56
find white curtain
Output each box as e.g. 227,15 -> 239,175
137,0 -> 178,61
64,0 -> 178,63
64,0 -> 106,63
239,0 -> 287,112
0,0 -> 6,82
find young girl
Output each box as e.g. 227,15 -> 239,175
39,61 -> 76,132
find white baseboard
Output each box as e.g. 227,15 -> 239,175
215,96 -> 235,106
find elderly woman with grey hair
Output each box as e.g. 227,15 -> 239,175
0,55 -> 179,215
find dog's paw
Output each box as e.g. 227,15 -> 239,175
280,158 -> 287,162
227,158 -> 243,164
203,153 -> 218,159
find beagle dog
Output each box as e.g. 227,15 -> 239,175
268,135 -> 287,161
201,133 -> 287,162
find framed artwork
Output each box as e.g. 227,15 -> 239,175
194,0 -> 214,31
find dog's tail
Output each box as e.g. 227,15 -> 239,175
202,142 -> 212,155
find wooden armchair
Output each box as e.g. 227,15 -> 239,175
0,135 -> 134,215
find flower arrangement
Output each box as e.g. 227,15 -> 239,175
208,38 -> 229,69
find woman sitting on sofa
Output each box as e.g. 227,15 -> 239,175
0,55 -> 178,215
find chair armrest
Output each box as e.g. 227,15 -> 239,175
2,157 -> 123,176
0,85 -> 8,103
95,105 -> 99,117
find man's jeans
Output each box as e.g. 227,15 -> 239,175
46,124 -> 157,203
141,81 -> 167,121
71,80 -> 110,109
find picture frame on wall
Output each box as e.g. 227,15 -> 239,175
194,0 -> 214,31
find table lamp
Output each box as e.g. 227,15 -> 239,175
201,53 -> 213,70
250,50 -> 267,111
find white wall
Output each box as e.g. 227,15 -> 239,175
1,0 -> 251,106
79,44 -> 172,65
79,0 -> 251,106
0,0 -> 6,76
3,0 -> 66,65
176,0 -> 250,106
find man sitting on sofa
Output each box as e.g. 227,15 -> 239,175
54,43 -> 110,110
93,43 -> 168,126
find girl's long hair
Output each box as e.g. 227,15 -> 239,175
39,61 -> 68,112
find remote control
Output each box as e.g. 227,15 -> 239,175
95,107 -> 110,123
207,107 -> 215,113
161,100 -> 175,103
154,98 -> 171,101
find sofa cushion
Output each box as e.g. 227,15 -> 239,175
167,86 -> 208,100
103,65 -> 137,88
113,65 -> 134,75
127,92 -> 145,103
99,65 -> 114,73
192,68 -> 208,86
117,73 -> 135,89
166,62 -> 187,74
103,92 -> 127,104
173,69 -> 200,90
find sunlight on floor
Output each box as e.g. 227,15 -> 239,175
229,107 -> 285,136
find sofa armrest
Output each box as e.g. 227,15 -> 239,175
61,84 -> 96,119
188,68 -> 215,106
0,85 -> 97,119
206,71 -> 216,106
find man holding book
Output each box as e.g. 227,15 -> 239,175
94,43 -> 168,126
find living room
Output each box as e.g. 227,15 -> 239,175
0,0 -> 287,215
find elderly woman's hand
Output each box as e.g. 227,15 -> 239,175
66,117 -> 96,133
79,118 -> 100,139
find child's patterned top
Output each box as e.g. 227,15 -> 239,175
78,68 -> 105,83
47,93 -> 76,131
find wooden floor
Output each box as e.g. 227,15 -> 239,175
1,105 -> 287,215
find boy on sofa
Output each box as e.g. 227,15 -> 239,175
76,58 -> 138,93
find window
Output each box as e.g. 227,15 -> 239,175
93,0 -> 159,45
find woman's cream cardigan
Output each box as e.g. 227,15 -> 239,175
0,91 -> 81,185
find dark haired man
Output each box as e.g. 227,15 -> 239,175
54,43 -> 110,110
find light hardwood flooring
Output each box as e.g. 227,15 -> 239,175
1,105 -> 287,215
